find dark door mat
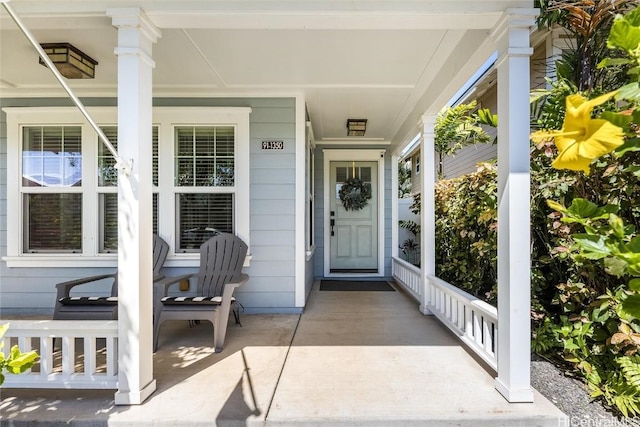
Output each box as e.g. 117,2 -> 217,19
319,280 -> 396,292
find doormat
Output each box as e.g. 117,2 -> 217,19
319,280 -> 395,292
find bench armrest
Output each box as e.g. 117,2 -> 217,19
55,274 -> 117,299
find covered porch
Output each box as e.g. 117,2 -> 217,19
0,280 -> 565,426
1,0 -> 539,411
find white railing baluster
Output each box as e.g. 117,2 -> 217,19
464,304 -> 472,339
62,336 -> 74,377
18,336 -> 33,374
473,312 -> 482,347
40,336 -> 53,378
483,318 -> 493,355
392,257 -> 498,370
85,336 -> 97,379
106,336 -> 117,377
391,257 -> 422,302
451,297 -> 458,328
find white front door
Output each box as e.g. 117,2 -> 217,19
329,161 -> 378,273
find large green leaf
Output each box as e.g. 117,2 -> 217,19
628,236 -> 640,253
605,257 -> 628,277
623,7 -> 640,28
600,111 -> 632,129
609,214 -> 626,239
608,14 -> 640,53
621,295 -> 640,320
567,199 -> 599,218
621,252 -> 640,276
616,82 -> 640,102
629,278 -> 640,292
573,234 -> 610,259
615,138 -> 640,157
5,346 -> 38,374
598,57 -> 633,68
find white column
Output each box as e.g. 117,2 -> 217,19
391,153 -> 399,260
108,8 -> 161,406
419,115 -> 436,315
492,9 -> 538,403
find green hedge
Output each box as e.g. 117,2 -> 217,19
435,162 -> 498,303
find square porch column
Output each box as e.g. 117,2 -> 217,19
107,8 -> 161,405
492,9 -> 538,403
419,115 -> 437,315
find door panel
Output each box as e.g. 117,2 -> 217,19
329,161 -> 378,272
356,226 -> 372,257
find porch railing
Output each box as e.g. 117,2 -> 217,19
1,320 -> 118,389
426,275 -> 497,371
391,257 -> 421,302
391,257 -> 498,371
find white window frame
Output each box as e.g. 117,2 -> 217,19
4,106 -> 251,268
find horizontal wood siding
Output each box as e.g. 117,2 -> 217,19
0,97 -> 297,314
442,142 -> 497,179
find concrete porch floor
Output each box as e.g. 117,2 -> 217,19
0,281 -> 567,426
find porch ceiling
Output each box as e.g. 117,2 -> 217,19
0,0 -> 535,150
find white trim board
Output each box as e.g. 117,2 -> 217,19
322,149 -> 385,278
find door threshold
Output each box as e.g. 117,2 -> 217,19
330,269 -> 378,273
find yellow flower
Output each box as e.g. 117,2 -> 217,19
530,91 -> 624,174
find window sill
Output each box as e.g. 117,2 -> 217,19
3,256 -> 119,268
3,255 -> 252,269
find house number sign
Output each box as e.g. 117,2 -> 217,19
262,140 -> 284,150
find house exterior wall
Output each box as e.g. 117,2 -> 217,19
0,96 -> 303,315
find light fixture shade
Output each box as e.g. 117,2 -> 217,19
347,119 -> 367,136
38,43 -> 98,79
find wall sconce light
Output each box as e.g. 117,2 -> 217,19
38,43 -> 98,79
347,119 -> 367,136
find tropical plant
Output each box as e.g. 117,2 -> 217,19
435,162 -> 498,303
529,6 -> 640,417
398,159 -> 412,198
434,101 -> 491,178
536,0 -> 635,92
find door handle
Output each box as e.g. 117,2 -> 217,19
330,219 -> 335,236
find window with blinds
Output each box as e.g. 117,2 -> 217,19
22,126 -> 82,187
21,126 -> 83,252
176,193 -> 233,252
23,193 -> 82,253
98,126 -> 159,186
98,126 -> 159,253
99,193 -> 159,253
8,106 -> 250,264
175,126 -> 234,187
174,126 -> 235,252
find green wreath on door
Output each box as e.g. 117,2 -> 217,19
339,177 -> 372,211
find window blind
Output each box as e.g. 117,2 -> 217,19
24,193 -> 82,252
176,193 -> 233,251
